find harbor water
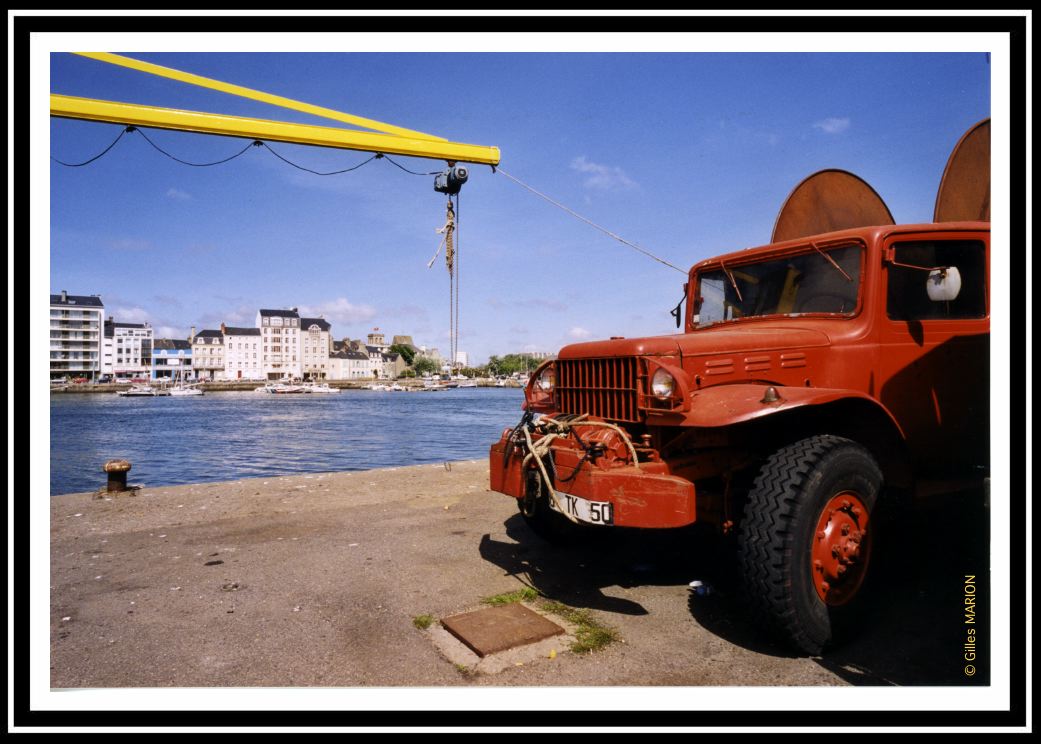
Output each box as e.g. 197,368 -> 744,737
50,387 -> 524,496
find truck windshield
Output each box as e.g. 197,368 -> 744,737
693,244 -> 863,328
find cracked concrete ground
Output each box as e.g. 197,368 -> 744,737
49,461 -> 989,688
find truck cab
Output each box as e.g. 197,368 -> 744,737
489,120 -> 991,655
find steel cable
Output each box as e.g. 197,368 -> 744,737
50,125 -> 131,167
495,165 -> 687,274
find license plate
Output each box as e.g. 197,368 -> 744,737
550,491 -> 614,525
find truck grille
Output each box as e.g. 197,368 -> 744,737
557,358 -> 640,422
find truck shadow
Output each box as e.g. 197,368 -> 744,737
807,486 -> 991,686
479,519 -> 711,617
478,518 -> 794,656
479,486 -> 990,685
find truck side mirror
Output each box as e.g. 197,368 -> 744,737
670,283 -> 688,329
927,267 -> 962,302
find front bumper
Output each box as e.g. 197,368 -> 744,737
488,430 -> 697,529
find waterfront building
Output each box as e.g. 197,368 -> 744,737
300,316 -> 332,380
346,350 -> 372,378
454,351 -> 470,369
222,324 -> 263,380
327,350 -> 349,380
519,351 -> 555,361
367,328 -> 386,347
103,318 -> 154,380
257,308 -> 301,380
191,329 -> 224,381
330,341 -> 374,380
381,351 -> 406,379
50,291 -> 104,382
416,345 -> 442,364
151,339 -> 192,380
365,345 -> 387,377
391,335 -> 418,354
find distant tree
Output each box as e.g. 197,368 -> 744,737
390,344 -> 416,366
412,357 -> 439,376
488,353 -> 539,376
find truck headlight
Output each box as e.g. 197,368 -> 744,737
651,368 -> 675,399
537,366 -> 556,392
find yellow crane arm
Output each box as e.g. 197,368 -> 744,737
51,94 -> 500,165
52,53 -> 500,166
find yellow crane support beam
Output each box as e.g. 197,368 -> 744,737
51,94 -> 501,166
73,52 -> 446,143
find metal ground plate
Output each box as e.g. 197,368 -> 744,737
440,603 -> 565,657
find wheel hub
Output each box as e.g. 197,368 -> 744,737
811,492 -> 871,605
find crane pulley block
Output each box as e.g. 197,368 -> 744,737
434,164 -> 469,195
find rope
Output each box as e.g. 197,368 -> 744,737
495,166 -> 687,274
454,192 -> 461,371
516,413 -> 643,525
521,423 -> 579,524
433,198 -> 459,369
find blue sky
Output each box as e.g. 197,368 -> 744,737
49,51 -> 990,364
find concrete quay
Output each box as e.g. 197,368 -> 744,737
49,461 -> 987,688
50,379 -> 522,393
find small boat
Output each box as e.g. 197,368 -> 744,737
118,384 -> 169,397
303,382 -> 339,393
170,384 -> 204,396
456,379 -> 478,388
256,382 -> 310,394
169,371 -> 204,396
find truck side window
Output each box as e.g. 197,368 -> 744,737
886,240 -> 987,320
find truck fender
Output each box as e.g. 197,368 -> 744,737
684,384 -> 906,438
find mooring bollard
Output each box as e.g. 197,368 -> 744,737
102,459 -> 131,493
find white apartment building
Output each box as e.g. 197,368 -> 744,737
222,325 -> 263,380
50,291 -> 104,381
257,308 -> 301,380
454,351 -> 470,369
191,329 -> 224,381
103,319 -> 154,380
328,349 -> 373,380
300,317 -> 332,380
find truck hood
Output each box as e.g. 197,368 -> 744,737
558,326 -> 831,361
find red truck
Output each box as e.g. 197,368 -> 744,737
489,119 -> 991,654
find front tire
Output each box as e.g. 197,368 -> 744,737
738,435 -> 882,655
518,466 -> 590,545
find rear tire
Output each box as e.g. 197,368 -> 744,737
738,435 -> 882,655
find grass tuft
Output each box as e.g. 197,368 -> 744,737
481,592 -> 619,655
538,601 -> 618,653
481,587 -> 539,606
412,614 -> 435,630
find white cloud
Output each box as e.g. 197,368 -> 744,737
568,327 -> 592,340
108,306 -> 152,324
570,156 -> 637,191
166,187 -> 192,201
107,307 -> 185,340
813,117 -> 851,134
296,297 -> 377,329
156,325 -> 186,339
